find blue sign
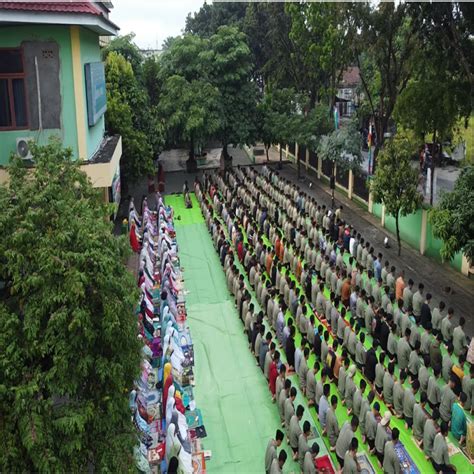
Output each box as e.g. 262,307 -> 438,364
85,62 -> 107,127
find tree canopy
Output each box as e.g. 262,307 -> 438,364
430,166 -> 474,263
370,136 -> 423,255
0,141 -> 140,471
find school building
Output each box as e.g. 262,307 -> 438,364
0,1 -> 121,207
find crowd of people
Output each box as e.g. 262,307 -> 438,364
128,195 -> 206,473
194,164 -> 472,474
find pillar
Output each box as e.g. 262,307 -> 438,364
317,154 -> 322,179
461,255 -> 470,277
305,148 -> 309,170
368,192 -> 374,214
285,144 -> 289,159
381,204 -> 386,227
295,143 -> 299,164
348,169 -> 354,200
420,208 -> 428,255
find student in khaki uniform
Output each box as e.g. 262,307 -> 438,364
423,407 -> 439,458
265,430 -> 284,474
431,422 -> 455,474
374,411 -> 391,466
297,421 -> 312,469
453,317 -> 468,356
325,395 -> 340,450
303,443 -> 319,474
270,450 -> 287,474
343,438 -> 360,474
289,405 -> 304,460
412,392 -> 428,445
383,427 -> 401,474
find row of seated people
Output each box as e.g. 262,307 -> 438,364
197,170 -> 471,473
131,195 -> 193,473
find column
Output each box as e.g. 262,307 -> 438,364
420,208 -> 427,255
70,26 -> 87,160
381,204 -> 386,227
348,169 -> 354,200
305,148 -> 309,170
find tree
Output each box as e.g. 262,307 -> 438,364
258,87 -> 305,164
370,136 -> 423,255
209,25 -> 257,160
0,140 -> 140,471
185,1 -> 247,37
286,2 -> 353,107
317,118 -> 363,208
159,75 -> 220,165
350,2 -> 419,159
158,35 -> 220,168
430,166 -> 474,263
103,33 -> 144,77
105,52 -> 157,182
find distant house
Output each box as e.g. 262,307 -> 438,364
336,66 -> 363,118
0,1 -> 122,209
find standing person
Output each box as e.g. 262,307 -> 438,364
265,430 -> 284,474
335,416 -> 359,468
413,392 -> 429,446
298,421 -> 312,469
395,270 -> 405,301
303,443 -> 320,474
431,422 -> 456,474
343,438 -> 360,474
453,317 -> 468,357
278,379 -> 291,425
440,378 -> 457,423
284,387 -> 297,428
289,405 -> 304,461
318,384 -> 330,429
270,450 -> 287,474
269,351 -> 280,401
383,427 -> 401,474
325,395 -> 340,450
423,408 -> 439,459
451,392 -> 468,444
374,412 -> 391,467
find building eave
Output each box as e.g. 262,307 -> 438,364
0,10 -> 119,35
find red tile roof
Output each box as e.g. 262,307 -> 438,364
0,2 -> 101,16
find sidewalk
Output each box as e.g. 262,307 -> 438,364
270,161 -> 474,337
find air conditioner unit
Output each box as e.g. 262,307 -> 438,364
16,137 -> 34,160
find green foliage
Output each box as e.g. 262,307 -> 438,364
317,120 -> 362,171
209,26 -> 257,153
286,2 -> 352,105
185,2 -> 247,37
258,88 -> 304,150
430,166 -> 474,263
0,141 -> 141,471
159,75 -> 220,153
105,52 -> 160,181
103,33 -> 144,77
370,136 -> 422,254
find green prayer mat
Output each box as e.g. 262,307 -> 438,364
165,194 -> 300,473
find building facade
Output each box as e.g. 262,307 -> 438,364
0,1 -> 121,207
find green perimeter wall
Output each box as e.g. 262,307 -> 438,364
378,206 -> 463,272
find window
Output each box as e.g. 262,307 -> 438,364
0,49 -> 28,129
